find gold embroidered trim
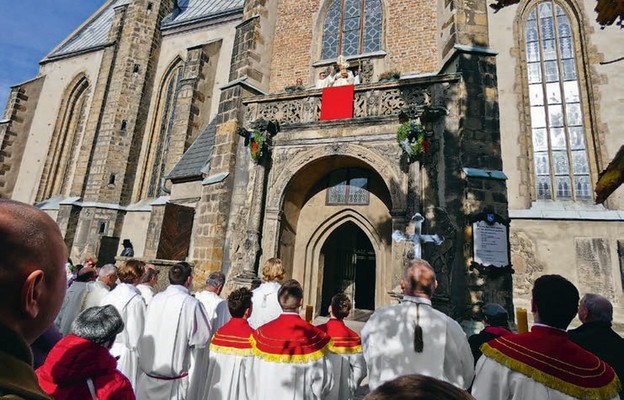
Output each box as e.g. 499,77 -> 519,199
328,343 -> 363,355
250,336 -> 332,364
496,336 -> 603,372
481,343 -> 621,400
210,343 -> 253,357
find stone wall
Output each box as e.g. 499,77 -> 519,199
269,0 -> 438,93
0,77 -> 45,198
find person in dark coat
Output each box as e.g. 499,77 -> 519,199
120,239 -> 134,257
36,305 -> 135,400
468,303 -> 514,365
568,293 -> 624,396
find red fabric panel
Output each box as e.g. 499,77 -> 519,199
320,85 -> 355,121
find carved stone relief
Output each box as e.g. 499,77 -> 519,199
510,231 -> 545,296
575,238 -> 616,301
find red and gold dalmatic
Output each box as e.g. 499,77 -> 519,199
210,318 -> 254,356
481,326 -> 621,400
251,314 -> 332,363
317,319 -> 362,355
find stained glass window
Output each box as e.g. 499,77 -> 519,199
149,65 -> 183,197
327,169 -> 369,205
321,0 -> 382,59
524,1 -> 591,200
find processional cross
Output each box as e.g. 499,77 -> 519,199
392,213 -> 444,260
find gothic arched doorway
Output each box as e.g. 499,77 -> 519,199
320,221 -> 376,316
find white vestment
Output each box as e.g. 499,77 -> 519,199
195,289 -> 229,332
472,356 -> 621,400
253,357 -> 334,400
203,318 -> 255,400
326,352 -> 367,400
137,285 -> 211,400
82,280 -> 110,310
332,70 -> 355,87
248,281 -> 282,329
137,283 -> 155,306
101,282 -> 146,388
214,300 -> 232,332
361,296 -> 474,391
55,281 -> 89,335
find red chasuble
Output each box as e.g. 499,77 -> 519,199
252,314 -> 331,363
210,318 -> 254,356
481,325 -> 621,399
317,319 -> 362,355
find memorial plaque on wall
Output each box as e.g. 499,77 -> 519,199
470,212 -> 512,273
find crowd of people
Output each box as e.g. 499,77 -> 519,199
1,198 -> 624,400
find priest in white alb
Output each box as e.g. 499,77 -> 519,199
203,287 -> 255,400
82,264 -> 117,310
100,259 -> 146,389
136,264 -> 159,306
137,262 -> 211,400
248,257 -> 285,329
361,259 -> 474,391
195,270 -> 230,332
251,279 -> 334,400
317,293 -> 367,400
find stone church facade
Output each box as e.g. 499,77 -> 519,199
0,0 -> 622,325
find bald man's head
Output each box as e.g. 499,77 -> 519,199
0,199 -> 67,343
401,259 -> 437,298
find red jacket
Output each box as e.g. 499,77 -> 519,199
36,335 -> 135,400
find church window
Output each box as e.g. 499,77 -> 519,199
327,169 -> 369,205
524,1 -> 591,201
147,64 -> 183,197
321,0 -> 382,60
36,76 -> 90,202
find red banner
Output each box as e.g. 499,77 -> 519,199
320,85 -> 354,121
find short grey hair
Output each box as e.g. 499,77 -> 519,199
71,305 -> 124,345
581,293 -> 613,322
99,264 -> 117,278
206,271 -> 226,288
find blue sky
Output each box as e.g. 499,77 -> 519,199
0,1 -> 104,109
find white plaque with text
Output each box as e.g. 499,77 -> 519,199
472,220 -> 509,268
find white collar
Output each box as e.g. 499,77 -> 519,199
401,295 -> 432,306
281,311 -> 300,316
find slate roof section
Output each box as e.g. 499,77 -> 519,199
45,0 -> 243,61
167,117 -> 218,181
161,0 -> 244,29
46,0 -> 130,60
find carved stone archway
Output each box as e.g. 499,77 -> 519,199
298,208 -> 391,312
261,142 -> 407,260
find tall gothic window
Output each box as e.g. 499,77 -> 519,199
37,76 -> 90,201
321,0 -> 382,60
524,1 -> 591,201
146,63 -> 183,197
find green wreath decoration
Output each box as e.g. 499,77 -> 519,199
396,121 -> 430,159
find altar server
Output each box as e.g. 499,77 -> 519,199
472,275 -> 621,400
251,279 -> 334,400
317,293 -> 367,400
204,287 -> 255,400
101,259 -> 146,388
248,258 -> 284,329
